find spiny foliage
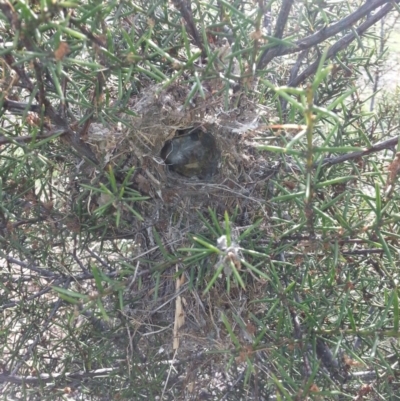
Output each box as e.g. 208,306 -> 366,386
1,1 -> 400,400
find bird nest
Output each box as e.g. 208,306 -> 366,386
85,82 -> 278,396
87,83 -> 275,236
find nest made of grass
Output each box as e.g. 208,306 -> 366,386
83,81 -> 280,398
87,82 -> 275,227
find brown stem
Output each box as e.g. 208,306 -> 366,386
318,135 -> 398,168
288,1 -> 396,87
257,0 -> 398,70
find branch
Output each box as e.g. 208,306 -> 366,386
258,0 -> 293,85
0,255 -> 151,311
342,249 -> 384,256
295,0 -> 393,52
0,368 -> 119,385
172,0 -> 205,56
70,18 -> 106,48
273,0 -> 294,40
1,98 -> 41,113
289,0 -> 396,87
0,286 -> 54,311
0,3 -> 99,165
318,135 -> 398,168
257,0 -> 398,70
6,257 -> 58,278
9,281 -> 68,377
0,129 -> 64,145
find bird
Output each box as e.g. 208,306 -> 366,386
161,129 -> 218,179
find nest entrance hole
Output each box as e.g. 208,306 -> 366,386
160,128 -> 220,180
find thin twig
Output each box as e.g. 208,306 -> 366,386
318,135 -> 398,168
9,279 -> 71,377
257,0 -> 397,70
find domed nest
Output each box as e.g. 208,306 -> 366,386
84,82 -> 279,386
87,83 -> 276,239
